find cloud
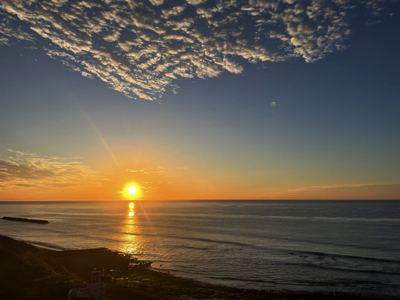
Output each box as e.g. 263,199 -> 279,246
0,0 -> 394,100
261,183 -> 400,200
176,166 -> 188,170
187,0 -> 208,6
284,183 -> 375,193
0,150 -> 106,191
0,10 -> 35,46
126,167 -> 164,175
161,5 -> 186,18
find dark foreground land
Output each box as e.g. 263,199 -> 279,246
0,235 -> 397,300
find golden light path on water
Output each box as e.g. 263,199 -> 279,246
118,202 -> 141,254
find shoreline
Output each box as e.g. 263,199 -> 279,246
28,242 -> 64,251
0,235 -> 399,300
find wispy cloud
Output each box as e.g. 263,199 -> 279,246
0,0 -> 393,100
0,149 -> 106,191
126,167 -> 164,175
282,183 -> 377,194
260,182 -> 400,200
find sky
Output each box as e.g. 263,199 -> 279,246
0,0 -> 399,201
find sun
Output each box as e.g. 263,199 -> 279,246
128,186 -> 137,195
122,184 -> 140,200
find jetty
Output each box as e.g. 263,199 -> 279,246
2,217 -> 49,224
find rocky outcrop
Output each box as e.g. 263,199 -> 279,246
2,216 -> 49,224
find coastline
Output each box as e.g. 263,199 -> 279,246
1,235 -> 398,300
28,242 -> 64,251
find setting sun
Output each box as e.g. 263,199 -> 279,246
122,184 -> 140,200
128,186 -> 137,195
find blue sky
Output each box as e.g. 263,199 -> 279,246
0,0 -> 399,200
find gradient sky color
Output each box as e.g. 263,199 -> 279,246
0,0 -> 399,200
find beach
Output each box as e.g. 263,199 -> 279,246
1,235 -> 398,300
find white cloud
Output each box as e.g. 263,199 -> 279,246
0,0 -> 394,100
187,0 -> 208,5
161,5 -> 186,18
0,11 -> 35,45
149,0 -> 165,6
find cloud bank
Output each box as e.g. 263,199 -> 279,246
0,149 -> 105,191
0,0 -> 393,100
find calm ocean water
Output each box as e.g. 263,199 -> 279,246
1,200 -> 399,297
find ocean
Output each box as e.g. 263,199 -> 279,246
1,200 -> 399,297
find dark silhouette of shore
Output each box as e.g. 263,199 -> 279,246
0,235 -> 397,300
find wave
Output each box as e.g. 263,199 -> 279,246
207,276 -> 276,284
140,213 -> 400,223
206,275 -> 393,288
290,250 -> 400,265
124,232 -> 249,247
122,231 -> 399,265
22,239 -> 66,251
121,231 -> 400,268
180,245 -> 212,250
285,261 -> 400,276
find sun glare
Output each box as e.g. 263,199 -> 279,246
122,184 -> 140,200
128,186 -> 137,195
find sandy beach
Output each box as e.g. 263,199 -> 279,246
1,235 -> 397,300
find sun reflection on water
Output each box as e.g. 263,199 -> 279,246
118,202 -> 141,254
